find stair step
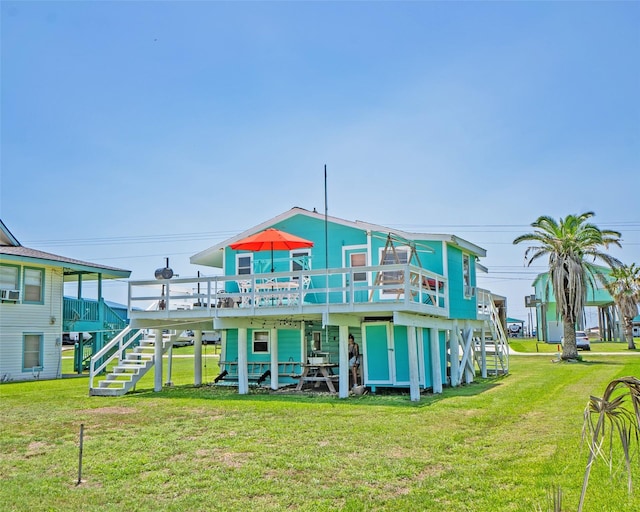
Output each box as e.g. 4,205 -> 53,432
98,380 -> 126,388
104,373 -> 134,382
114,366 -> 144,374
90,387 -> 127,396
123,356 -> 153,363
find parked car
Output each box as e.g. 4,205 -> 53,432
561,331 -> 591,351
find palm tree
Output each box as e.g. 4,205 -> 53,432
514,212 -> 622,360
604,263 -> 640,350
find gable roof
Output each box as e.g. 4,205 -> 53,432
0,219 -> 20,246
191,206 -> 487,268
0,219 -> 130,280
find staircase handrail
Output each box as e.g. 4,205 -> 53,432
489,298 -> 509,370
89,326 -> 143,390
101,300 -> 128,330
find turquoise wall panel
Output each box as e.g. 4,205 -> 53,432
393,325 -> 410,383
421,328 -> 433,388
225,329 -> 238,361
364,324 -> 390,381
447,246 -> 477,320
440,331 -> 447,383
276,329 -> 302,362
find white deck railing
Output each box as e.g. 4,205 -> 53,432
128,264 -> 449,316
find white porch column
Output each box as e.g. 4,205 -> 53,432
407,326 -> 420,402
154,328 -> 163,392
194,329 -> 203,386
450,321 -> 460,387
166,343 -> 174,386
463,324 -> 474,384
237,328 -> 249,395
270,328 -> 279,390
480,324 -> 487,379
339,325 -> 349,398
430,328 -> 442,394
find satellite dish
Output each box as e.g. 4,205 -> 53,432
155,267 -> 174,280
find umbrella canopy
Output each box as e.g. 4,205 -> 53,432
229,228 -> 314,272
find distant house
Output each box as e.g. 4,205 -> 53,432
531,268 -> 628,343
90,207 -> 509,401
0,220 -> 130,382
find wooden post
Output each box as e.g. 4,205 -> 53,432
430,328 -> 442,394
339,325 -> 349,398
154,328 -> 163,392
463,324 -> 474,384
270,328 -> 279,390
166,343 -> 174,386
450,321 -> 460,387
194,330 -> 203,386
480,324 -> 487,378
407,326 -> 420,402
237,328 -> 249,395
76,423 -> 84,486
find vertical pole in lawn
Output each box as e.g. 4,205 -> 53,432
324,164 -> 329,317
76,423 -> 84,486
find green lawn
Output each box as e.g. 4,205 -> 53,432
510,337 -> 640,354
2,354 -> 640,511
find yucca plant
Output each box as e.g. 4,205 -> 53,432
579,376 -> 640,512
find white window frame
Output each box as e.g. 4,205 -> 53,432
23,267 -> 44,304
236,254 -> 253,275
252,330 -> 270,354
350,252 -> 368,283
23,333 -> 43,371
463,254 -> 474,298
0,264 -> 20,291
379,245 -> 410,297
290,249 -> 311,272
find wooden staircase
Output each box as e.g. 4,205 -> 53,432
89,328 -> 172,396
475,297 -> 509,376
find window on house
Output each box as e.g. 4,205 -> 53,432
380,246 -> 409,295
463,254 -> 474,298
252,331 -> 270,353
291,250 -> 311,272
23,334 -> 43,370
350,252 -> 367,282
237,254 -> 253,275
23,268 -> 44,303
0,265 -> 19,291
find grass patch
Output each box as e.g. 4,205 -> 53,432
2,356 -> 640,511
510,338 -> 639,354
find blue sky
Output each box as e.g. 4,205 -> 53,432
1,1 -> 639,324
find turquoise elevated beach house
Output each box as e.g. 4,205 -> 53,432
90,208 -> 508,401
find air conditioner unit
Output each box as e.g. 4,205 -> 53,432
0,289 -> 21,301
464,286 -> 476,298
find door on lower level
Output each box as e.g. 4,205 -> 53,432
363,323 -> 419,387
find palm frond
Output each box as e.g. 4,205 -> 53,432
579,377 -> 640,512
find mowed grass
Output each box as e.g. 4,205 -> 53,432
510,337 -> 640,353
1,354 -> 640,511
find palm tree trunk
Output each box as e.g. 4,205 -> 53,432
561,317 -> 579,360
624,318 -> 636,350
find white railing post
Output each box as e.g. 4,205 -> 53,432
154,329 -> 163,392
430,328 -> 442,393
407,326 -> 420,401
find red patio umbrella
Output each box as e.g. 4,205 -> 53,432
229,228 -> 314,272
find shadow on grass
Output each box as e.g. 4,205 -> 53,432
127,375 -> 507,408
